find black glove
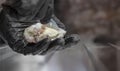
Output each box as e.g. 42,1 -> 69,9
0,0 -> 53,55
34,14 -> 80,55
0,8 -> 52,55
0,0 -> 80,55
38,34 -> 80,55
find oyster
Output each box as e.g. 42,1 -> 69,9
24,22 -> 66,43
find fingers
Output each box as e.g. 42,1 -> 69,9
37,38 -> 65,55
32,38 -> 51,55
50,38 -> 65,47
31,34 -> 80,55
37,35 -> 80,55
64,34 -> 80,47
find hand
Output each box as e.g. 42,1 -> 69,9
64,34 -> 80,47
34,34 -> 80,55
29,38 -> 51,55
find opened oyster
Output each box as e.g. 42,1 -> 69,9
24,22 -> 66,43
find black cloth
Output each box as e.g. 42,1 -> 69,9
0,0 -> 80,55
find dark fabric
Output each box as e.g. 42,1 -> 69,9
0,0 -> 80,55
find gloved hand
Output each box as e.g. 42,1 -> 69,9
0,9 -> 51,55
36,34 -> 80,55
0,0 -> 80,55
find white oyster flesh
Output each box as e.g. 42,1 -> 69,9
24,22 -> 66,43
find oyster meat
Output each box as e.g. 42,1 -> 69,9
24,22 -> 66,43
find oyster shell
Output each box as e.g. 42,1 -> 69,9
24,22 -> 66,43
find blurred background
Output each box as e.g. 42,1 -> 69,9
0,0 -> 120,71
